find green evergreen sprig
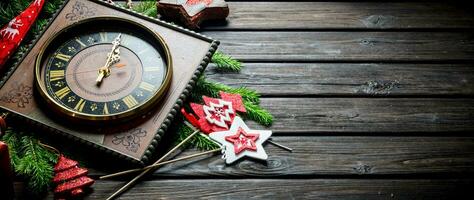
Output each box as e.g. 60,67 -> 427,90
193,76 -> 260,104
130,0 -> 158,17
211,51 -> 242,72
2,128 -> 58,194
242,101 -> 273,126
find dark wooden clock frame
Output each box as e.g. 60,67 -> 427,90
0,0 -> 219,165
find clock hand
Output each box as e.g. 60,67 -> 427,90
96,33 -> 122,85
66,63 -> 127,76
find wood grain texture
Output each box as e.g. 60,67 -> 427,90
204,31 -> 474,62
248,98 -> 474,133
30,179 -> 471,199
87,136 -> 474,177
206,63 -> 474,96
11,1 -> 474,199
203,2 -> 474,30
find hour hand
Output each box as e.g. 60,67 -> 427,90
96,34 -> 122,84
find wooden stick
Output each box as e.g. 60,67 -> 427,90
38,141 -> 61,155
105,129 -> 199,200
0,112 -> 9,119
101,148 -> 222,179
267,139 -> 293,152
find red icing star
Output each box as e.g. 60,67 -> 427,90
186,0 -> 213,6
225,127 -> 259,154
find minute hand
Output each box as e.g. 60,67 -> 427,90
96,34 -> 122,84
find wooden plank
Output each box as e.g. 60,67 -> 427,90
88,136 -> 474,177
250,98 -> 474,133
204,31 -> 474,62
27,179 -> 471,199
203,2 -> 474,30
206,63 -> 474,96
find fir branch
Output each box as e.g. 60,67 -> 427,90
131,0 -> 157,18
211,51 -> 242,72
242,101 -> 273,126
17,136 -> 55,193
2,128 -> 58,194
2,129 -> 21,166
194,76 -> 260,104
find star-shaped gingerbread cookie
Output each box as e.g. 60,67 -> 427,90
157,0 -> 229,29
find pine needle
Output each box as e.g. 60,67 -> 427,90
2,128 -> 58,194
17,136 -> 55,193
242,101 -> 273,126
194,76 -> 260,104
131,0 -> 157,17
211,51 -> 242,72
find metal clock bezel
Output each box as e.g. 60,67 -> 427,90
34,16 -> 173,122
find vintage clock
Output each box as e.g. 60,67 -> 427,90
0,0 -> 219,165
35,18 -> 172,122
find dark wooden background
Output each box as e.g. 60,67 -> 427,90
14,1 -> 474,199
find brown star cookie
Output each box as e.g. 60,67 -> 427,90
157,0 -> 229,29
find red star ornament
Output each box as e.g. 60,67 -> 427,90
0,0 -> 45,69
209,117 -> 272,164
225,127 -> 259,154
157,0 -> 229,29
183,92 -> 246,134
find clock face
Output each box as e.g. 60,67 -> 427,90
35,18 -> 172,122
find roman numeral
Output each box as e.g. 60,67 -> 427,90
74,98 -> 86,112
103,103 -> 109,115
49,70 -> 65,81
100,32 -> 108,42
144,67 -> 160,72
122,95 -> 138,108
54,87 -> 70,100
121,35 -> 130,46
75,38 -> 87,47
139,82 -> 155,92
55,53 -> 71,62
137,48 -> 149,55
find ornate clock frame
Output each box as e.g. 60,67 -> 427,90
0,0 -> 219,165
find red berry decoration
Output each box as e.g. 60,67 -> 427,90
53,155 -> 94,199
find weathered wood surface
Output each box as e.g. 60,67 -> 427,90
206,63 -> 474,96
87,136 -> 474,177
11,1 -> 474,199
204,31 -> 474,62
31,179 -> 471,199
204,2 -> 474,30
246,98 -> 474,133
